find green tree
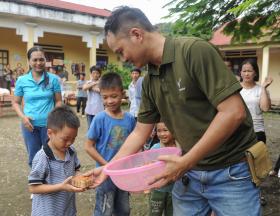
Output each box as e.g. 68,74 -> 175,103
165,0 -> 280,43
105,63 -> 132,89
155,22 -> 174,36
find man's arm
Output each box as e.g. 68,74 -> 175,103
153,92 -> 246,186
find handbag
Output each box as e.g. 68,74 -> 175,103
245,141 -> 272,186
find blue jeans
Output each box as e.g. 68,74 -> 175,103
172,162 -> 261,216
21,124 -> 48,167
94,178 -> 130,216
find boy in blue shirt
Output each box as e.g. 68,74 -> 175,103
28,105 -> 85,216
85,72 -> 136,216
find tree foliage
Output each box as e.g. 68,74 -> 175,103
105,63 -> 132,89
164,0 -> 280,43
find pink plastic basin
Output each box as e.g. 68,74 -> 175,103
103,147 -> 181,192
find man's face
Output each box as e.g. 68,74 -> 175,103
106,31 -> 146,68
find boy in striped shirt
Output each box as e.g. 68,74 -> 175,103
28,105 -> 85,216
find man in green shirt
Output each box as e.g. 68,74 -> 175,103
88,6 -> 261,215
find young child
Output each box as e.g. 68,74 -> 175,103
149,122 -> 176,216
84,72 -> 136,216
28,105 -> 85,216
76,72 -> 87,117
83,66 -> 104,128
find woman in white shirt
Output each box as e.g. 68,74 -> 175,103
240,58 -> 273,205
240,58 -> 273,143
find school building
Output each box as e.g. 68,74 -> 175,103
0,0 -> 121,82
210,25 -> 280,105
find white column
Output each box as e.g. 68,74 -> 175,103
89,33 -> 97,67
261,46 -> 270,82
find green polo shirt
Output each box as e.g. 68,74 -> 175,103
138,37 -> 257,170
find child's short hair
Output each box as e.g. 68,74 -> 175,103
90,65 -> 102,74
131,68 -> 141,74
99,72 -> 123,90
47,105 -> 80,130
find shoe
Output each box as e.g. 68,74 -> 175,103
260,196 -> 267,206
269,170 -> 277,177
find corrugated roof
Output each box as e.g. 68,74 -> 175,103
21,0 -> 111,18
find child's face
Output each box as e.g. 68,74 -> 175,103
100,87 -> 124,113
48,126 -> 78,153
156,122 -> 174,146
130,71 -> 140,82
91,71 -> 101,81
80,74 -> 85,80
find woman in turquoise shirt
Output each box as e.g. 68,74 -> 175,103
13,46 -> 62,167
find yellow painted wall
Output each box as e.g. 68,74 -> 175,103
38,33 -> 122,81
38,33 -> 89,81
0,28 -> 122,80
0,27 -> 27,71
103,42 -> 122,68
267,49 -> 280,104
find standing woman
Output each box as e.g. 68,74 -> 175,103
12,46 -> 62,167
240,58 -> 273,143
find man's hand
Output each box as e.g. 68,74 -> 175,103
83,167 -> 108,188
148,155 -> 187,189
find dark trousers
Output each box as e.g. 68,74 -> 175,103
86,114 -> 95,129
273,155 -> 280,172
256,131 -> 266,143
76,97 -> 87,115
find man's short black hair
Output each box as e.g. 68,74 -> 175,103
104,6 -> 156,36
47,105 -> 80,130
99,72 -> 123,90
131,68 -> 141,74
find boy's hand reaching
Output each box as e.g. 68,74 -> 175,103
60,176 -> 86,192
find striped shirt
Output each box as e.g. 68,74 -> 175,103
28,144 -> 80,216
